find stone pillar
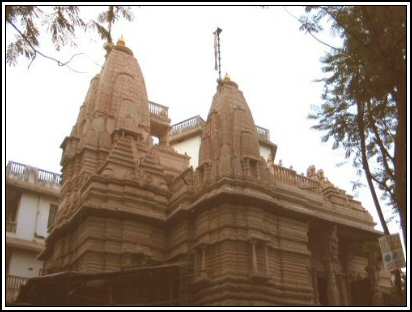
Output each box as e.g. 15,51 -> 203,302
159,127 -> 170,146
341,242 -> 355,305
264,244 -> 269,274
198,244 -> 208,280
242,159 -> 250,178
345,273 -> 353,305
200,246 -> 206,272
345,272 -> 357,305
326,265 -> 340,305
325,225 -> 340,305
366,249 -> 384,306
308,266 -> 320,305
338,274 -> 349,305
251,240 -> 258,273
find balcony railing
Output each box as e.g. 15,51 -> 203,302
272,164 -> 321,192
171,115 -> 206,136
149,101 -> 169,120
6,275 -> 29,303
170,116 -> 270,142
6,161 -> 62,187
256,125 -> 270,141
6,220 -> 16,233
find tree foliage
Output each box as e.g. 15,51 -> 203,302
6,5 -> 134,67
302,6 -> 406,240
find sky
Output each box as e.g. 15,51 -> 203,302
4,5 -> 406,238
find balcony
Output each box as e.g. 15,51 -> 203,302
149,101 -> 169,120
6,275 -> 29,303
7,161 -> 62,185
272,164 -> 321,192
149,101 -> 170,140
256,125 -> 270,141
170,116 -> 270,142
6,221 -> 16,233
6,161 -> 62,194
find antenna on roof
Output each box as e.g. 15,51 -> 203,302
213,27 -> 223,83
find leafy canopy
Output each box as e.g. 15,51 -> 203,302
6,6 -> 134,67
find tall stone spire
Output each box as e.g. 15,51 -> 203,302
56,38 -> 153,225
198,75 -> 271,183
87,36 -> 150,138
41,38 -> 175,273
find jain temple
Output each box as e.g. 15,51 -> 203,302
15,37 -> 393,306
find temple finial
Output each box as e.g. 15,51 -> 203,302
117,34 -> 126,47
213,27 -> 223,83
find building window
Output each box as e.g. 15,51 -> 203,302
47,204 -> 58,231
6,248 -> 12,275
6,187 -> 21,233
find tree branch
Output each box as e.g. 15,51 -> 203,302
8,19 -> 85,71
321,6 -> 397,76
357,99 -> 390,235
370,173 -> 394,200
379,117 -> 397,144
366,101 -> 395,179
282,7 -> 341,51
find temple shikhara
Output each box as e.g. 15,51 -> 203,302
17,38 -> 393,306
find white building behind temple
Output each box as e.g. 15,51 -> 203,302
5,161 -> 61,303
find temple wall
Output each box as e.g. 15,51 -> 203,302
347,255 -> 392,290
45,215 -> 166,273
185,203 -> 314,305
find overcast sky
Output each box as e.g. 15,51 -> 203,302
4,5 -> 403,235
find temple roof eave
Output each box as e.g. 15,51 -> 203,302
166,177 -> 379,237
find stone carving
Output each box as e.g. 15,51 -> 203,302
328,226 -> 339,264
306,165 -> 334,188
366,248 -> 384,305
324,225 -> 341,305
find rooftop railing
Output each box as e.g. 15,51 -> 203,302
256,125 -> 270,141
149,101 -> 169,120
6,220 -> 16,233
6,161 -> 62,187
171,115 -> 206,136
171,116 -> 271,141
6,275 -> 28,303
272,164 -> 321,192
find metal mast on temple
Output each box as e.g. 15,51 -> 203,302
213,27 -> 223,83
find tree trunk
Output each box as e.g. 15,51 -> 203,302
357,102 -> 390,234
394,67 -> 406,244
358,101 -> 404,305
394,66 -> 406,306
